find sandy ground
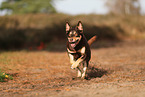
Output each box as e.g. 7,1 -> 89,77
0,39 -> 145,97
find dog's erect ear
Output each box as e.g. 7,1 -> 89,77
77,21 -> 83,31
66,22 -> 70,32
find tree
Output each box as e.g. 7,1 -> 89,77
0,0 -> 56,14
106,0 -> 141,15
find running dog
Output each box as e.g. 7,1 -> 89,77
66,21 -> 96,79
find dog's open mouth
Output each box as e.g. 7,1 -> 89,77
69,39 -> 79,48
70,44 -> 76,48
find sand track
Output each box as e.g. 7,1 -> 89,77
0,40 -> 145,97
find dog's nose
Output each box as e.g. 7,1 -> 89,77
69,38 -> 74,42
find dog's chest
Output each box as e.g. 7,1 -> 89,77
67,47 -> 86,60
71,53 -> 81,60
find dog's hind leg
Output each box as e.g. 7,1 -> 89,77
77,67 -> 82,78
82,61 -> 88,79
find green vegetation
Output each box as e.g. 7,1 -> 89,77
0,14 -> 145,49
0,0 -> 56,14
0,70 -> 13,82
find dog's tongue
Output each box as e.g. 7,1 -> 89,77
70,44 -> 76,48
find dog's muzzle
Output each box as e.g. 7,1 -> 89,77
68,36 -> 82,48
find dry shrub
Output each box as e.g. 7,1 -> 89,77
0,14 -> 145,49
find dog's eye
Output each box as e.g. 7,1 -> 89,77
74,32 -> 78,36
68,33 -> 73,37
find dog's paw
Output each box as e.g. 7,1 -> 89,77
71,63 -> 78,69
71,65 -> 76,69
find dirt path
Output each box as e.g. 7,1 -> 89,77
0,40 -> 145,97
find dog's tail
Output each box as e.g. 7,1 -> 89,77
88,35 -> 97,46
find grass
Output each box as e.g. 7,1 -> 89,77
0,70 -> 13,82
0,52 -> 13,82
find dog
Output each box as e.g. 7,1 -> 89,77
66,21 -> 97,79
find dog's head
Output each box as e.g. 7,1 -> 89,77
66,21 -> 83,48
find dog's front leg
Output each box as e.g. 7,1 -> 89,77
77,67 -> 82,78
69,53 -> 82,70
71,54 -> 86,69
68,54 -> 75,64
81,62 -> 88,79
71,47 -> 86,69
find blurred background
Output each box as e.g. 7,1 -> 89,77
0,0 -> 145,50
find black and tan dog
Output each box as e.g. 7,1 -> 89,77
66,21 -> 96,79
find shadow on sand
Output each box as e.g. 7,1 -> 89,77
86,66 -> 108,80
